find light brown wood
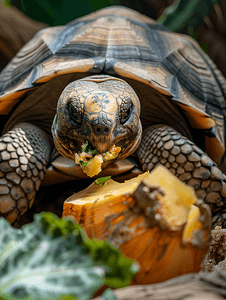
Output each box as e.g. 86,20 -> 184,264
94,271 -> 226,300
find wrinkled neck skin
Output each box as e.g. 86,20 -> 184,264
51,74 -> 142,171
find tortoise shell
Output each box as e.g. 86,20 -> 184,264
0,6 -> 226,170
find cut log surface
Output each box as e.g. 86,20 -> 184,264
94,271 -> 226,300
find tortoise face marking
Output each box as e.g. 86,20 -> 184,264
85,92 -> 118,114
84,92 -> 118,138
52,75 -> 142,170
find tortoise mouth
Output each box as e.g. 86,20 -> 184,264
52,114 -> 142,174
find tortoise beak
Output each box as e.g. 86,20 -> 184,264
89,119 -> 142,167
81,121 -> 116,154
91,135 -> 115,154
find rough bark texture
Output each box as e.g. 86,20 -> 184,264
94,271 -> 226,300
202,226 -> 226,272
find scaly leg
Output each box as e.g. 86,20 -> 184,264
0,123 -> 51,224
137,124 -> 226,228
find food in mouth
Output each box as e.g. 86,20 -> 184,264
75,141 -> 121,177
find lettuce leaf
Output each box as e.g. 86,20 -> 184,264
94,176 -> 111,186
0,213 -> 137,300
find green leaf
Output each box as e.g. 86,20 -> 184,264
82,140 -> 90,152
83,239 -> 137,288
0,290 -> 79,300
89,149 -> 98,156
0,212 -> 137,299
82,141 -> 98,156
158,0 -> 220,34
1,0 -> 12,8
94,176 -> 111,186
79,160 -> 89,167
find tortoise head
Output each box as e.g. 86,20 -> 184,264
52,75 -> 142,173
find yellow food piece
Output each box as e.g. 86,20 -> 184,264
75,144 -> 121,177
64,172 -> 150,204
143,166 -> 197,229
75,152 -> 92,164
81,154 -> 103,177
103,146 -> 121,161
64,165 -> 197,229
182,205 -> 201,242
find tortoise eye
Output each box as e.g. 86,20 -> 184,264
121,105 -> 132,125
68,103 -> 82,125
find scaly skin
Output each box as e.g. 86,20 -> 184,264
0,123 -> 51,224
137,124 -> 226,227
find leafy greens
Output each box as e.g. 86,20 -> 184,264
0,212 -> 137,300
94,176 -> 111,186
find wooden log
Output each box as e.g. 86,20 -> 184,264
94,271 -> 226,300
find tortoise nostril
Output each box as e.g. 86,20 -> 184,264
94,125 -> 110,134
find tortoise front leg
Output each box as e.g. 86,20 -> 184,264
137,124 -> 226,228
0,123 -> 51,224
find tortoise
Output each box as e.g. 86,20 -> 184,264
0,6 -> 226,227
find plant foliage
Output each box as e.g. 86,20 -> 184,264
158,0 -> 220,34
0,212 -> 137,300
94,176 -> 111,186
